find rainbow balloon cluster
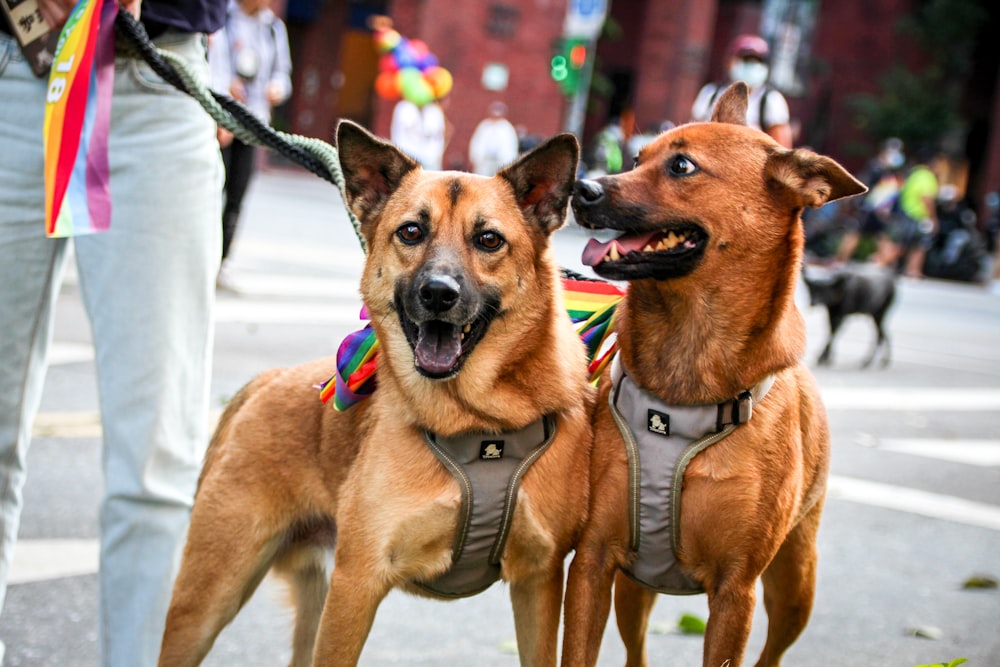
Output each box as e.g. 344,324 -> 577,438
373,27 -> 453,105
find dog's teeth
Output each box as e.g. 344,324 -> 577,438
656,239 -> 669,251
609,244 -> 621,261
643,244 -> 655,252
463,324 -> 471,333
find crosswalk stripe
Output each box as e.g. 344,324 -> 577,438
9,539 -> 99,584
876,438 -> 1000,466
821,387 -> 1000,411
827,475 -> 1000,531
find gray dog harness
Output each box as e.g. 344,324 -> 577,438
608,355 -> 775,594
416,415 -> 556,598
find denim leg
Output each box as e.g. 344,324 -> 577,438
72,33 -> 222,667
0,36 -> 71,616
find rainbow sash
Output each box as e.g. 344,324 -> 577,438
319,278 -> 625,410
44,0 -> 117,237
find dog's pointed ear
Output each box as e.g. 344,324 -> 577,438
336,120 -> 419,226
766,147 -> 868,208
497,133 -> 580,235
711,82 -> 750,126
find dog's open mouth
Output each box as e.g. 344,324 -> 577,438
400,311 -> 493,379
581,225 -> 707,280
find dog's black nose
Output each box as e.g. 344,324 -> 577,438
573,179 -> 605,206
419,275 -> 460,313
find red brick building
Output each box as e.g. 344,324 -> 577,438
280,0 -> 1000,221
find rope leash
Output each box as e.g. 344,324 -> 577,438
112,11 -> 366,251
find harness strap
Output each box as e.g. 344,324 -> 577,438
416,415 -> 556,598
608,355 -> 775,594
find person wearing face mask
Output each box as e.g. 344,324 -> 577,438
690,33 -> 793,148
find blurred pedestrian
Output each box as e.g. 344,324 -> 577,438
209,0 -> 292,288
587,116 -> 626,176
691,33 -> 793,148
390,96 -> 448,170
835,138 -> 907,264
0,0 -> 225,664
888,149 -> 940,278
468,101 -> 519,176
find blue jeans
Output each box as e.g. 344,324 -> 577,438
0,30 -> 222,666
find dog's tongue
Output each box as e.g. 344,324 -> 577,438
414,321 -> 462,375
581,231 -> 661,267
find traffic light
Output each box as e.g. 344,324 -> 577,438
550,38 -> 588,96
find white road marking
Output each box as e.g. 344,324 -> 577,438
8,539 -> 99,584
48,342 -> 95,366
828,475 -> 1000,531
214,299 -> 363,325
876,438 -> 1000,466
821,387 -> 1000,411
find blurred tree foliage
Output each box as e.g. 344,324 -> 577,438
848,0 -> 987,154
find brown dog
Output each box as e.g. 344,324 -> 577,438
158,122 -> 593,666
561,83 -> 866,667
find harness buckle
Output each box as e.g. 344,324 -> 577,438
733,390 -> 753,425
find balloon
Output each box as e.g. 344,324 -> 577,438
399,67 -> 434,106
375,70 -> 401,100
397,66 -> 423,88
423,66 -> 453,99
393,41 -> 419,69
408,39 -> 429,60
374,29 -> 401,54
417,53 -> 438,71
378,53 -> 399,73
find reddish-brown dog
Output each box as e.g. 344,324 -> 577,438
158,122 -> 593,666
562,83 -> 866,667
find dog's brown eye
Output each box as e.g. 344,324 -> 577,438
396,223 -> 424,245
476,231 -> 505,252
667,155 -> 697,177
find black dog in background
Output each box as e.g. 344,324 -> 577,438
802,263 -> 896,368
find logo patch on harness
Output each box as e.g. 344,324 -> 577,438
647,409 -> 670,437
480,440 -> 504,460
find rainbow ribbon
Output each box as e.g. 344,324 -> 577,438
44,0 -> 117,237
319,278 -> 625,410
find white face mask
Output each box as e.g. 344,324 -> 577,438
729,60 -> 769,89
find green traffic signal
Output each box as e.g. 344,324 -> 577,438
551,38 -> 588,95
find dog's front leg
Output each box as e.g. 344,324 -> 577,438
613,571 -> 658,667
702,578 -> 757,667
509,567 -> 563,666
561,547 -> 617,667
311,562 -> 389,667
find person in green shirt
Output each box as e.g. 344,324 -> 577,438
891,151 -> 939,277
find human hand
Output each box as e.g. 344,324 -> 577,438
217,126 -> 233,148
119,0 -> 140,19
230,80 -> 247,103
266,82 -> 283,107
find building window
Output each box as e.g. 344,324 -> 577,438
486,4 -> 521,39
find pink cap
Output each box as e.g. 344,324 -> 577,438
730,34 -> 769,59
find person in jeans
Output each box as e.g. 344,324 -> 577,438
0,0 -> 225,663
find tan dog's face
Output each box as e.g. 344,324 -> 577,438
337,121 -> 579,379
573,83 -> 865,283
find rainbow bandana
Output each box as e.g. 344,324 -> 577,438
319,277 -> 625,410
44,0 -> 118,237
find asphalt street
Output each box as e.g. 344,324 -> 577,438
2,167 -> 998,666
